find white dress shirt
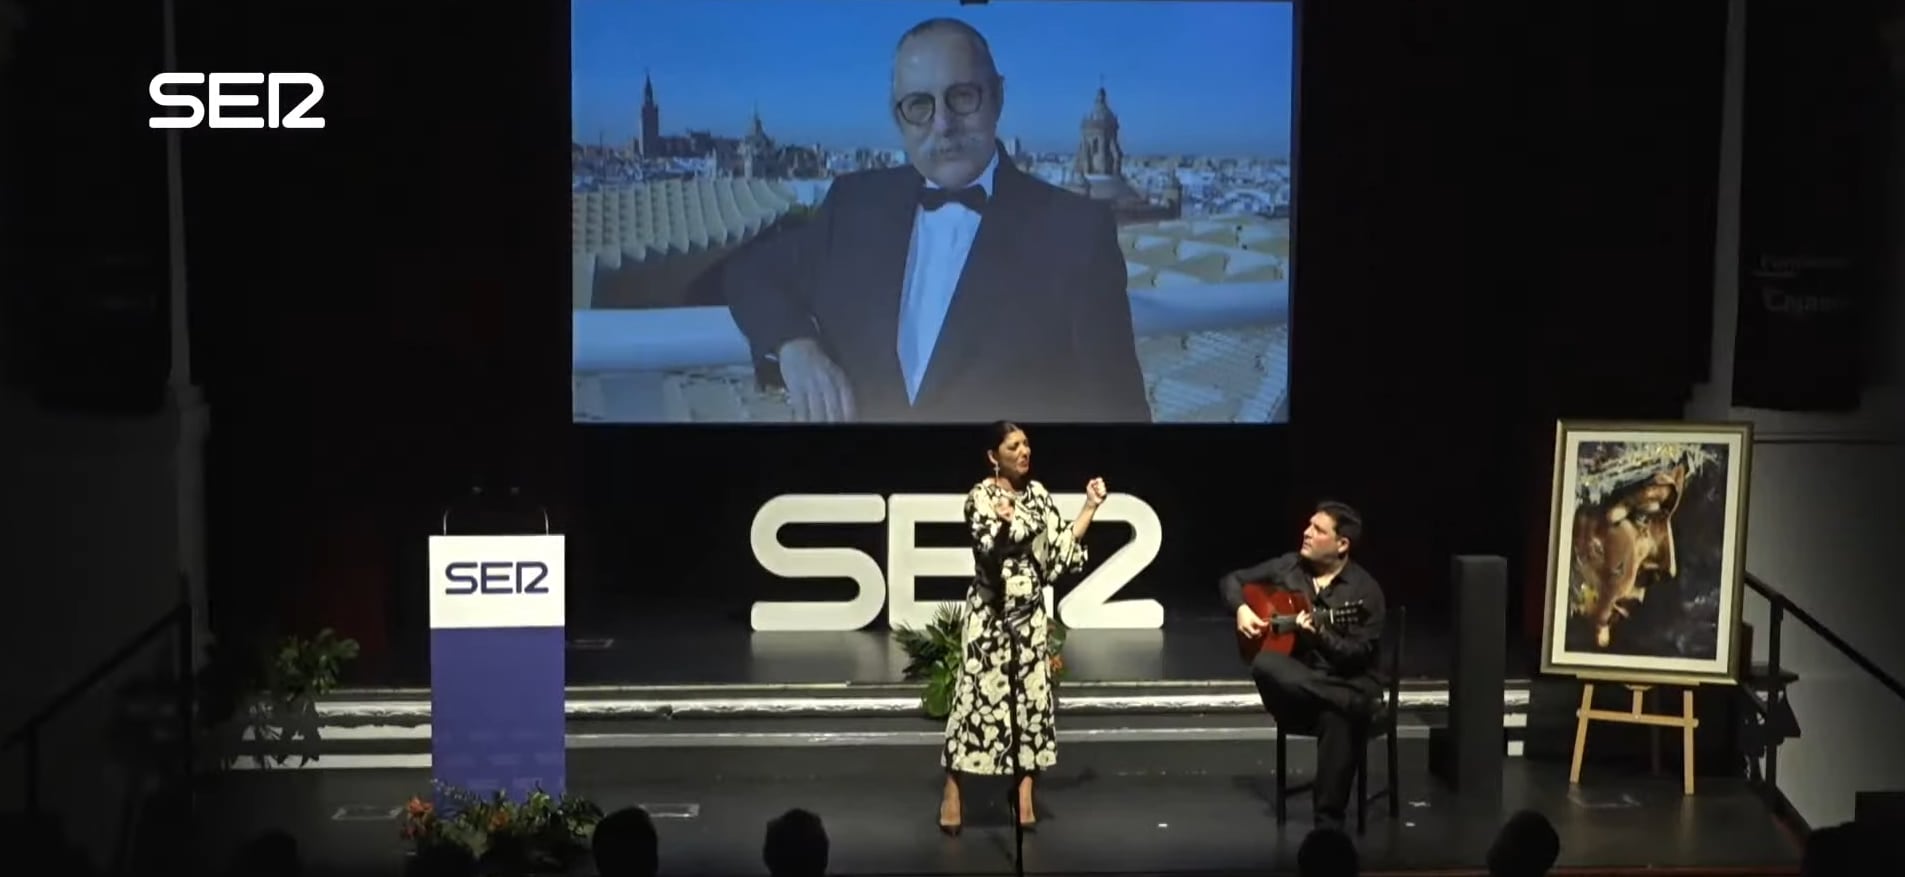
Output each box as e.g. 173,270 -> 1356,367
896,153 -> 999,403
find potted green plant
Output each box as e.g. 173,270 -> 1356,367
198,628 -> 360,768
892,604 -> 1070,719
400,783 -> 604,874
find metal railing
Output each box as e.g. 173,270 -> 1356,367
0,592 -> 194,815
573,280 -> 1291,373
1739,571 -> 1905,804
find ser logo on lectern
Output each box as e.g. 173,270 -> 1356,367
443,561 -> 551,595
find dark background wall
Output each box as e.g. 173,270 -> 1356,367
1690,0 -> 1905,829
6,0 -> 1900,855
156,0 -> 1734,682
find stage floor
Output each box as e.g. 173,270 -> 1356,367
525,613 -> 1532,688
197,739 -> 1799,876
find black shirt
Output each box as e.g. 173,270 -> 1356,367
1218,552 -> 1388,685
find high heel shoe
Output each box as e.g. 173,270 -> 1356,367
938,799 -> 963,836
1010,775 -> 1038,831
1015,797 -> 1037,831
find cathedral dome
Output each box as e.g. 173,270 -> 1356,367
1083,87 -> 1118,126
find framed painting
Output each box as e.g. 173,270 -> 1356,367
1539,421 -> 1753,686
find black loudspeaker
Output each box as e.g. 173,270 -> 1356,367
1856,791 -> 1905,829
1429,555 -> 1506,805
1855,791 -> 1905,872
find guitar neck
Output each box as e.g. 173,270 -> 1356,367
1270,606 -> 1355,623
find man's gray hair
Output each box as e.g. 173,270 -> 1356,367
896,17 -> 1001,82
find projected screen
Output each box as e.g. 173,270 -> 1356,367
572,0 -> 1295,424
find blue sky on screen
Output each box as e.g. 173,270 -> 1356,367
572,0 -> 1294,157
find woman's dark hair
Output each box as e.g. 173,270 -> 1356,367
986,420 -> 1024,453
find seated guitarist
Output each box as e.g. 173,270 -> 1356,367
1218,500 -> 1387,831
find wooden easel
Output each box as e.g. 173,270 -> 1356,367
1567,677 -> 1701,795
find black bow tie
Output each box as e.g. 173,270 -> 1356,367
919,185 -> 988,213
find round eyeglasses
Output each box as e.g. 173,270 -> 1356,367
895,83 -> 986,126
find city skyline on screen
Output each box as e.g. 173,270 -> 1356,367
572,0 -> 1296,425
572,0 -> 1294,158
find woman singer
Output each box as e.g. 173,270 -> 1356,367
938,421 -> 1107,834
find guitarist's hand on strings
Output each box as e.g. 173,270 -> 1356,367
1296,610 -> 1315,633
1236,604 -> 1266,638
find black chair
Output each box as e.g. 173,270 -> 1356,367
1274,605 -> 1404,833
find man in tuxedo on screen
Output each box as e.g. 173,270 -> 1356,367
1219,501 -> 1387,831
723,18 -> 1151,423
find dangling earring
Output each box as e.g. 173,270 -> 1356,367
993,462 -> 1000,478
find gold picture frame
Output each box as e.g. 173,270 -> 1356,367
1538,420 -> 1753,687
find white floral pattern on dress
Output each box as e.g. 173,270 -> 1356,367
941,479 -> 1087,776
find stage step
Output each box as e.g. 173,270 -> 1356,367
235,717 -> 1464,780
1354,871 -> 1797,876
309,678 -> 1528,722
217,679 -> 1532,770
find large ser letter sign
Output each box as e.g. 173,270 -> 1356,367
748,494 -> 888,631
1049,493 -> 1164,629
749,493 -> 1163,631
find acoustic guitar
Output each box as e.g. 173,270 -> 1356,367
1235,582 -> 1369,664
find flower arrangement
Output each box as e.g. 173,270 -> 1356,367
892,603 -> 1070,719
197,628 -> 360,768
399,783 -> 603,873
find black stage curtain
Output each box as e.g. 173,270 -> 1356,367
1290,1 -> 1726,640
173,1 -> 572,660
1733,1 -> 1890,412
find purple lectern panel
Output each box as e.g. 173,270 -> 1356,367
429,626 -> 567,801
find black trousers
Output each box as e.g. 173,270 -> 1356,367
1250,649 -> 1372,826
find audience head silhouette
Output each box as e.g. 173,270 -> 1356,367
593,806 -> 660,877
1,813 -> 97,877
229,829 -> 302,877
1801,821 -> 1893,876
1487,809 -> 1560,877
405,842 -> 476,877
1297,826 -> 1359,877
763,808 -> 829,877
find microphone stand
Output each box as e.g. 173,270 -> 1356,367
992,491 -> 1037,877
1004,592 -> 1028,877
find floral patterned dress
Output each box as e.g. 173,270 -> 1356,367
941,479 -> 1088,776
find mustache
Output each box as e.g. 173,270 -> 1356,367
924,133 -> 988,156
